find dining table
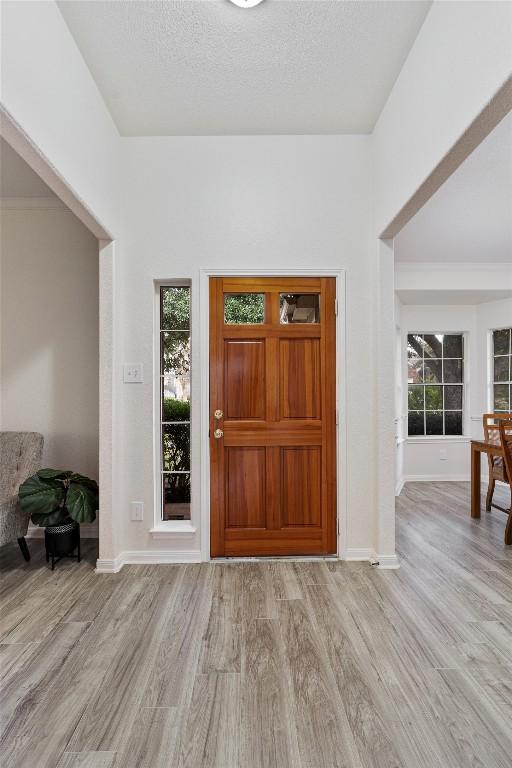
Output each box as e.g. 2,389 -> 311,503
470,437 -> 505,518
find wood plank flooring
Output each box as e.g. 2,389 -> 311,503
1,482 -> 511,768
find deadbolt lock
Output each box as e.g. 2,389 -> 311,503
214,409 -> 223,420
214,428 -> 224,439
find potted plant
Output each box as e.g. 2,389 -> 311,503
19,469 -> 98,568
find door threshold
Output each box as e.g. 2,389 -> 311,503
211,555 -> 339,563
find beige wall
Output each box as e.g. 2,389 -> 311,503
0,203 -> 99,480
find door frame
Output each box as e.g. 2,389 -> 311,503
199,268 -> 347,561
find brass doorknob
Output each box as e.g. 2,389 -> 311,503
214,409 -> 223,420
214,428 -> 224,439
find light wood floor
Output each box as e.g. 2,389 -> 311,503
1,482 -> 511,768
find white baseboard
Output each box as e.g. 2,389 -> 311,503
342,548 -> 400,569
95,553 -> 125,573
95,549 -> 202,573
96,549 -> 399,573
395,477 -> 405,496
404,474 -> 470,483
374,553 -> 401,570
124,550 -> 202,565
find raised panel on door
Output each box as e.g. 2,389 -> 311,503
281,447 -> 321,527
280,338 -> 321,419
224,339 -> 265,419
226,447 -> 266,529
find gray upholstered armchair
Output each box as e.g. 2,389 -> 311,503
0,432 -> 44,561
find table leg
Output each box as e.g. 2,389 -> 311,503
471,445 -> 481,518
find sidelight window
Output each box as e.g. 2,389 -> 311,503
407,333 -> 464,436
160,285 -> 191,520
492,327 -> 511,412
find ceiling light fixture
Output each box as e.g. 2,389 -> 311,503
228,0 -> 265,8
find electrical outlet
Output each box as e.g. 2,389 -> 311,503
130,501 -> 144,521
439,448 -> 448,461
123,363 -> 144,383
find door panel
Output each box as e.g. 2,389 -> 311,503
226,447 -> 266,528
210,276 -> 337,557
280,338 -> 321,419
225,340 -> 265,419
281,447 -> 322,527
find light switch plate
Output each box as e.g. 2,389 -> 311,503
124,363 -> 144,383
131,501 -> 144,521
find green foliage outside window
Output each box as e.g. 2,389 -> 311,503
163,398 -> 190,422
224,293 -> 265,324
407,333 -> 464,436
492,328 -> 511,413
161,286 -> 190,330
160,286 -> 192,518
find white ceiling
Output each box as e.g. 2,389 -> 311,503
394,111 -> 512,264
0,139 -> 56,197
57,0 -> 431,136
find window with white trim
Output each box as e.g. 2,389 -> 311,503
492,327 -> 511,413
407,333 -> 464,436
160,285 -> 191,520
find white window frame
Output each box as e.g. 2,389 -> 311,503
405,331 -> 469,441
151,279 -> 196,536
489,326 -> 512,413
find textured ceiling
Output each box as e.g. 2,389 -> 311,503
57,0 -> 431,136
394,111 -> 512,263
0,139 -> 56,197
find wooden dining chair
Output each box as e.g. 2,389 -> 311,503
498,419 -> 512,545
483,413 -> 510,513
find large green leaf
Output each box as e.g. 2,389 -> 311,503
31,508 -> 69,527
70,473 -> 99,491
18,475 -> 65,520
66,483 -> 98,524
37,469 -> 72,480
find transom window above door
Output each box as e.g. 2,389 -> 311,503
224,293 -> 265,324
280,294 -> 320,324
407,333 -> 464,436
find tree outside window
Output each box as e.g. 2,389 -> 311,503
492,328 -> 511,412
407,333 -> 464,436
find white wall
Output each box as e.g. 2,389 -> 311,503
394,295 -> 405,494
0,202 -> 99,482
115,135 -> 377,559
0,2 -> 119,237
373,1 -> 512,236
397,298 -> 512,484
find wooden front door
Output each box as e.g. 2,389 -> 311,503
209,276 -> 337,557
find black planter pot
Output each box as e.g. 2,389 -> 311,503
45,519 -> 80,570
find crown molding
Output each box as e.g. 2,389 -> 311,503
0,196 -> 67,211
395,262 -> 512,273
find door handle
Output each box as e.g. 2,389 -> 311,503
214,428 -> 224,439
214,409 -> 223,420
